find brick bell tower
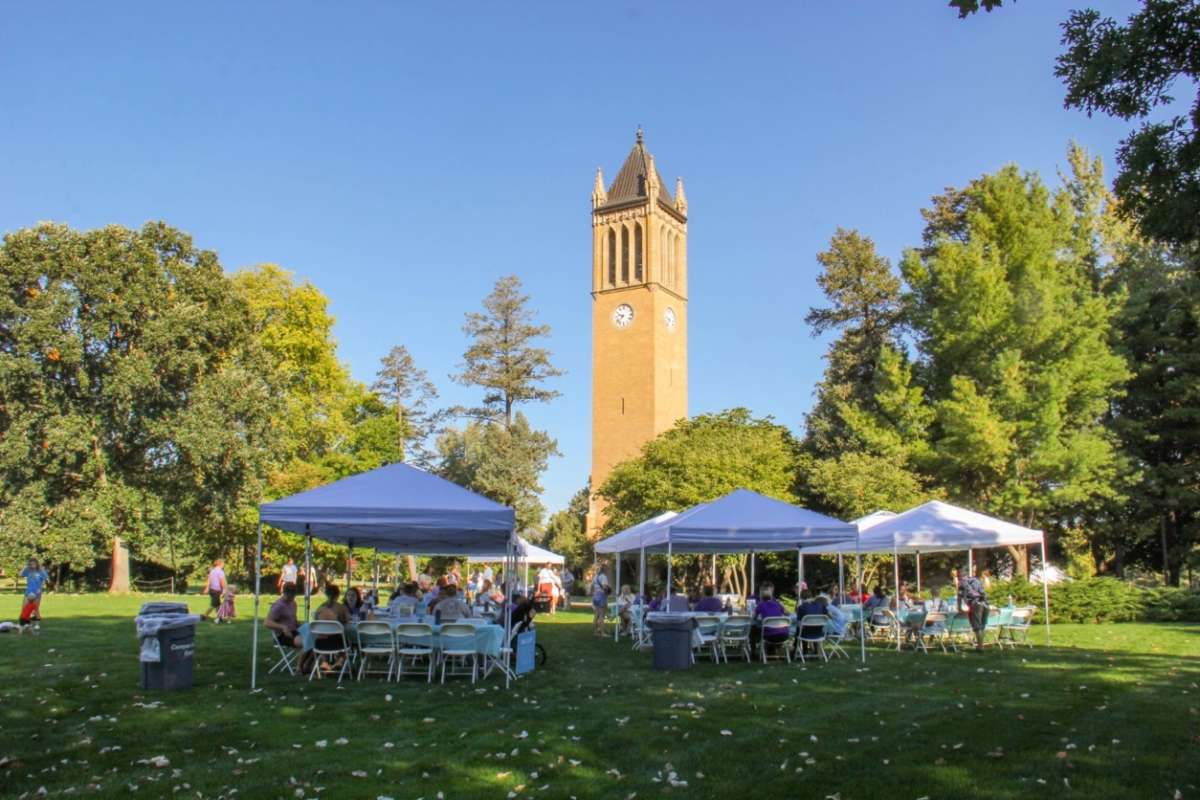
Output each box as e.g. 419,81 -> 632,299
586,128 -> 689,539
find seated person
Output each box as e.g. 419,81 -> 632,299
752,583 -> 789,647
388,583 -> 418,617
344,586 -> 367,622
863,585 -> 889,611
433,584 -> 471,621
265,584 -> 303,652
312,585 -> 350,670
665,592 -> 690,612
693,585 -> 724,613
647,588 -> 666,613
890,584 -> 914,612
823,596 -> 848,635
924,586 -> 949,613
617,584 -> 637,633
795,590 -> 829,653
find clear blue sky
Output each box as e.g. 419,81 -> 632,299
0,2 -> 1139,518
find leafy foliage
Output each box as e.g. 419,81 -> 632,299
542,484 -> 591,568
0,222 -> 278,575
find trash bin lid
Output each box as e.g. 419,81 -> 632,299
139,602 -> 191,616
647,614 -> 694,629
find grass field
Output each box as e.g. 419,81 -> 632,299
1,593 -> 1197,800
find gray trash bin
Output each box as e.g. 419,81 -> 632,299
136,605 -> 198,691
649,615 -> 694,671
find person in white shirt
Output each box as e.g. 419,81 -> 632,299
924,586 -> 949,613
278,558 -> 298,594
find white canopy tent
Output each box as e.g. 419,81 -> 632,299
469,537 -> 565,594
801,500 -> 1052,645
595,489 -> 865,661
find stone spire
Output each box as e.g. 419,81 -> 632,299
592,166 -> 607,209
675,176 -> 687,215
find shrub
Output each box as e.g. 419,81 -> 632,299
985,576 -> 1200,624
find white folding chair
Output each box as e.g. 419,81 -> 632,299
1001,607 -> 1035,648
395,623 -> 436,683
921,612 -> 950,653
307,620 -> 350,683
439,622 -> 479,684
692,615 -> 722,663
719,615 -> 752,663
356,621 -> 396,681
758,616 -> 793,664
824,622 -> 851,660
268,634 -> 299,676
630,607 -> 652,650
795,614 -> 829,664
866,608 -> 899,645
901,611 -> 928,652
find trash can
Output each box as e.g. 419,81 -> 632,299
136,605 -> 200,691
648,615 -> 694,671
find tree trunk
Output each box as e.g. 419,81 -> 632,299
1161,512 -> 1172,586
406,555 -> 418,581
108,536 -> 130,593
1005,544 -> 1029,577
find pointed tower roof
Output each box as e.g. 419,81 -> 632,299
600,128 -> 678,213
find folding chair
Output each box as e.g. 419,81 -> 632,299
439,622 -> 479,684
307,620 -> 350,683
866,608 -> 898,645
758,616 -> 793,664
395,623 -> 436,683
630,606 -> 652,650
901,611 -> 928,652
692,615 -> 722,663
1001,607 -> 1035,648
719,615 -> 752,663
921,612 -> 950,653
390,599 -> 417,618
795,614 -> 829,664
944,612 -> 975,652
824,621 -> 851,659
356,621 -> 396,681
268,635 -> 299,676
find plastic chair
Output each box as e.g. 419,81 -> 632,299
866,608 -> 899,645
439,623 -> 478,684
268,635 -> 299,676
356,621 -> 396,681
758,616 -> 793,664
719,615 -> 752,663
692,615 -> 722,663
307,620 -> 350,683
920,612 -> 949,653
795,614 -> 829,664
395,623 -> 435,683
901,611 -> 928,652
1001,607 -> 1035,648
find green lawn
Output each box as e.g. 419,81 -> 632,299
1,594 -> 1197,799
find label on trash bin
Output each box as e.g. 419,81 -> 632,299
169,642 -> 194,659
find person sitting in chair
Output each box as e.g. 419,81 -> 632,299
265,584 -> 303,654
434,583 -> 471,621
863,585 -> 889,611
752,582 -> 789,650
693,584 -> 724,613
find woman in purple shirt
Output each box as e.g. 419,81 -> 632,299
753,582 -> 790,648
693,585 -> 724,613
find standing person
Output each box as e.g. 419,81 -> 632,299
278,557 -> 298,594
591,576 -> 610,637
447,562 -> 462,587
19,557 -> 49,631
955,566 -> 989,651
561,564 -> 575,599
201,559 -> 227,622
536,565 -> 557,615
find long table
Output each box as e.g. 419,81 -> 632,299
299,616 -> 505,658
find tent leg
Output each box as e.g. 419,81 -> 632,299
614,556 -> 621,642
666,541 -> 673,604
1041,534 -> 1051,644
796,549 -> 801,599
346,543 -> 354,590
639,547 -> 646,604
250,521 -> 263,689
799,552 -> 805,593
916,553 -> 922,594
857,530 -> 865,663
304,529 -> 313,622
749,550 -> 755,601
894,545 -> 901,652
968,549 -> 974,577
373,554 -> 379,595
838,554 -> 845,602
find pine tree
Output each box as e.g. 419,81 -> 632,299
372,344 -> 442,467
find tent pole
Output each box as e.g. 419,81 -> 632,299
712,554 -> 717,588
1041,533 -> 1051,644
666,541 -> 673,603
838,553 -> 844,602
894,543 -> 901,652
524,562 -> 529,597
505,532 -> 514,688
614,556 -> 621,642
372,553 -> 379,595
916,552 -> 922,594
796,549 -> 801,600
304,528 -> 312,622
799,552 -> 805,593
250,521 -> 263,689
749,550 -> 755,600
346,541 -> 354,590
639,547 -> 646,604
857,526 -> 865,663
968,548 -> 974,577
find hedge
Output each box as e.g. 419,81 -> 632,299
981,577 -> 1200,624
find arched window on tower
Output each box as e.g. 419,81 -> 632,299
621,226 -> 629,284
634,224 -> 643,282
668,232 -> 675,287
659,224 -> 666,283
607,228 -> 616,287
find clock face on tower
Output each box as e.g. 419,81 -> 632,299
664,307 -> 676,331
612,304 -> 634,328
